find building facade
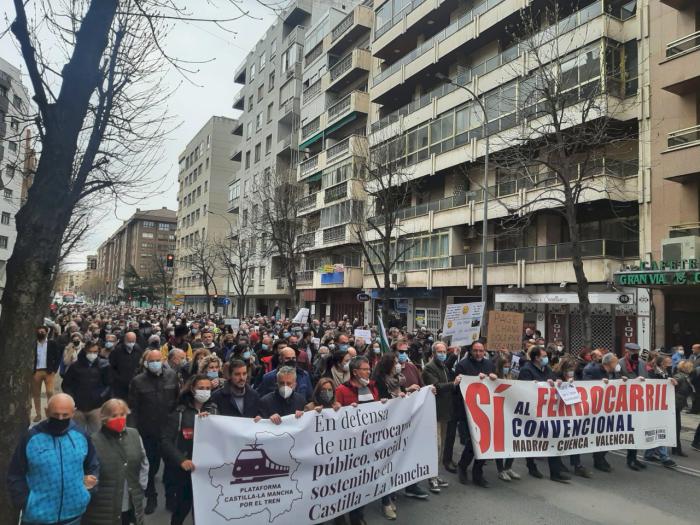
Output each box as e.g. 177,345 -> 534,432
228,0 -> 352,317
174,116 -> 239,311
97,207 -> 177,301
0,57 -> 33,302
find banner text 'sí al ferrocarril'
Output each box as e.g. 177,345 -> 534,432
459,377 -> 676,460
192,387 -> 437,524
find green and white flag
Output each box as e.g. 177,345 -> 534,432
378,313 -> 391,353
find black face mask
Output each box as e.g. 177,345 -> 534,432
46,417 -> 71,436
284,359 -> 297,368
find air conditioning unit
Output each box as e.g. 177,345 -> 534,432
465,226 -> 477,240
391,272 -> 406,286
661,235 -> 700,262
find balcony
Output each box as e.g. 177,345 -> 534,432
328,5 -> 373,55
325,48 -> 371,92
298,191 -> 322,216
325,134 -> 367,163
661,31 -> 700,95
298,152 -> 326,181
234,64 -> 246,84
277,132 -> 298,154
660,0 -> 694,9
662,125 -> 700,182
324,181 -> 348,204
227,196 -> 240,213
297,231 -> 317,250
278,96 -> 300,124
230,146 -> 242,162
283,25 -> 305,48
233,92 -> 244,110
325,91 -> 369,129
296,270 -> 314,284
232,121 -> 243,136
323,224 -> 348,246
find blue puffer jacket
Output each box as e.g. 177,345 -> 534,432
7,419 -> 99,524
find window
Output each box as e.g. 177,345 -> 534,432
257,84 -> 264,102
268,71 -> 275,91
8,141 -> 17,152
197,186 -> 202,197
259,266 -> 266,284
265,135 -> 272,155
246,121 -> 252,139
249,267 -> 255,288
195,209 -> 200,220
158,223 -> 170,230
245,151 -> 251,169
205,158 -> 209,170
256,113 -> 262,130
142,232 -> 154,239
282,44 -> 300,73
1,212 -> 10,225
204,181 -> 208,192
250,62 -> 256,81
242,209 -> 248,227
320,200 -> 364,228
270,39 -> 277,55
260,52 -> 266,70
229,180 -> 240,201
143,220 -> 156,228
0,236 -> 8,249
203,204 -> 207,215
10,118 -> 18,131
12,95 -> 22,108
254,143 -> 261,163
267,102 -> 274,123
3,188 -> 11,200
247,95 -> 254,111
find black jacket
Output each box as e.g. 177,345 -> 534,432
258,391 -> 306,418
33,339 -> 61,373
453,355 -> 495,420
518,361 -> 555,382
109,344 -> 144,397
211,383 -> 261,418
161,396 -> 218,467
61,353 -> 111,411
128,369 -> 179,438
582,362 -> 617,380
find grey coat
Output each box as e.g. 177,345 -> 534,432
421,358 -> 454,422
82,427 -> 148,525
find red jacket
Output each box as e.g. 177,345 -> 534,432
335,380 -> 379,406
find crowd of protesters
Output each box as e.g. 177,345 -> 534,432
7,305 -> 700,525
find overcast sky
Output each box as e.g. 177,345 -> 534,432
0,0 -> 278,269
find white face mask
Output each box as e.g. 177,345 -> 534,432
194,389 -> 211,403
358,377 -> 370,387
279,385 -> 293,399
86,353 -> 98,363
394,363 -> 402,375
614,363 -> 621,373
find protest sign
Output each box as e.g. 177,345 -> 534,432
292,308 -> 310,324
459,377 -> 675,459
354,329 -> 372,342
192,388 -> 437,524
442,302 -> 485,346
224,319 -> 240,332
486,311 -> 524,351
556,381 -> 582,405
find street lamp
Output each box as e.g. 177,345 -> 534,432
436,73 -> 489,306
208,210 -> 234,315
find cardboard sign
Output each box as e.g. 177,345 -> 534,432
442,302 -> 485,346
486,311 -> 524,352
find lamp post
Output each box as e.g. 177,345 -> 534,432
436,73 -> 489,306
208,210 -> 233,315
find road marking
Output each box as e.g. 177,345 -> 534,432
609,451 -> 700,478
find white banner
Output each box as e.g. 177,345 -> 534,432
192,388 -> 438,524
442,302 -> 484,346
459,377 -> 676,459
292,308 -> 310,324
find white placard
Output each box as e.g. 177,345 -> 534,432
353,329 -> 372,342
556,381 -> 582,405
291,308 -> 310,324
224,319 -> 240,332
441,302 -> 485,346
192,388 -> 437,524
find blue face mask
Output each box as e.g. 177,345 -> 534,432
207,370 -> 219,379
503,367 -> 510,375
283,332 -> 291,338
398,352 -> 408,363
105,342 -> 114,349
147,361 -> 162,374
261,344 -> 268,351
242,351 -> 251,360
541,356 -> 549,367
339,344 -> 349,352
436,353 -> 447,362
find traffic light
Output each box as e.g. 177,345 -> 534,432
166,254 -> 174,267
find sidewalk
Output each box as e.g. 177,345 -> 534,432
681,410 -> 699,440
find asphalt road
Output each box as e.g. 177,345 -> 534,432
145,416 -> 700,525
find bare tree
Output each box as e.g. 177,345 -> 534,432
469,2 -> 639,347
147,252 -> 174,308
183,237 -> 220,314
250,169 -> 306,312
0,2 -> 267,514
352,134 -> 419,320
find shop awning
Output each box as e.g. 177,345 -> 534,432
299,131 -> 323,150
325,113 -> 356,136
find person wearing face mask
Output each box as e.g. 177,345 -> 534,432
7,393 -> 99,524
128,350 -> 179,515
110,332 -> 144,400
102,333 -> 118,359
32,325 -> 61,422
256,347 -> 314,402
256,367 -> 306,423
422,342 -> 457,489
644,355 -> 678,468
212,360 -> 261,418
162,375 -> 218,525
368,342 -> 382,369
325,350 -> 352,388
305,378 -> 340,412
160,325 -> 193,362
60,332 -> 85,376
394,340 -> 424,390
219,335 -> 236,362
61,342 -> 111,434
199,330 -> 220,357
197,355 -> 225,391
312,345 -> 331,381
82,399 -> 149,525
167,348 -> 189,386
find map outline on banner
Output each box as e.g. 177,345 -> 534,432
458,376 -> 676,460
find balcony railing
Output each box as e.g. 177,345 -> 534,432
300,155 -> 319,175
328,93 -> 352,122
296,270 -> 314,283
298,192 -> 319,212
668,125 -> 700,149
283,25 -> 305,47
324,181 -> 347,204
332,11 -> 354,42
279,96 -> 299,117
327,137 -> 350,160
449,239 -> 639,268
374,0 -> 428,40
298,232 -> 316,249
302,117 -> 320,139
303,79 -> 322,103
323,225 -> 346,244
666,31 -> 700,58
330,53 -> 354,82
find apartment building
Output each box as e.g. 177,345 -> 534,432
295,1 -> 373,321
363,0 -> 646,350
174,116 -> 238,312
0,57 -> 33,303
97,207 -> 177,300
85,254 -> 98,281
229,0 -> 351,317
625,0 -> 700,347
